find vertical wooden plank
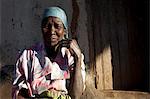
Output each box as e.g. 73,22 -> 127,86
95,54 -> 104,90
91,0 -> 105,90
109,0 -> 130,89
102,46 -> 113,89
92,0 -> 113,90
100,0 -> 113,89
109,0 -> 122,89
93,5 -> 104,89
85,0 -> 97,89
116,1 -> 129,89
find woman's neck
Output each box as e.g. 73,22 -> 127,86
45,45 -> 58,59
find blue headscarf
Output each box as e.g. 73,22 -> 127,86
43,7 -> 68,38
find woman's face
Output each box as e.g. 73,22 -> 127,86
42,16 -> 65,47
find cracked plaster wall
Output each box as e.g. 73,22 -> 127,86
0,0 -> 89,67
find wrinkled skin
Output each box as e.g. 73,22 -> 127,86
42,16 -> 65,47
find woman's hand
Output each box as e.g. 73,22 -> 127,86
57,39 -> 82,59
69,39 -> 82,59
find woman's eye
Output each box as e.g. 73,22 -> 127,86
57,26 -> 61,29
55,24 -> 63,29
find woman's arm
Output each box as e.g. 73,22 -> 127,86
69,40 -> 85,99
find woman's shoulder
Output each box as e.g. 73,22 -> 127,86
17,42 -> 46,58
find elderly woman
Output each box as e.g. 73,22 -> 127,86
12,7 -> 86,99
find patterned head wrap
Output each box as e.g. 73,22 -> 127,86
43,7 -> 68,38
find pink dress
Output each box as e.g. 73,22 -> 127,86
12,43 -> 86,98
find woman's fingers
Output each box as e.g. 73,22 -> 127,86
57,39 -> 81,58
70,40 -> 81,58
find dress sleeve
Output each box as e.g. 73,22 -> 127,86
62,47 -> 86,91
13,50 -> 34,98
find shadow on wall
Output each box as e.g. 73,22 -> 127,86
0,65 -> 15,84
85,0 -> 149,92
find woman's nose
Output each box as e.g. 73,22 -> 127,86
51,25 -> 56,34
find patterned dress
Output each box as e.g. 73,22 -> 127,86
12,43 -> 86,98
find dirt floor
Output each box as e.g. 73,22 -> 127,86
81,87 -> 150,99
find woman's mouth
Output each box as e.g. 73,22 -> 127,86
51,35 -> 58,41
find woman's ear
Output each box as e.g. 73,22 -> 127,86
64,29 -> 68,39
